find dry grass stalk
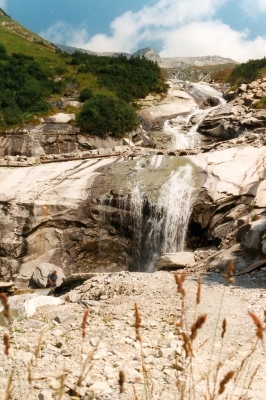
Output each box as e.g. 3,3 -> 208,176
57,372 -> 67,400
225,261 -> 234,279
218,370 -> 234,395
0,293 -> 10,318
119,370 -> 125,393
3,333 -> 10,356
174,272 -> 187,330
174,272 -> 186,297
196,276 -> 202,305
248,311 -> 264,340
82,309 -> 90,340
4,368 -> 14,400
181,332 -> 194,358
132,384 -> 139,400
264,310 -> 266,324
221,318 -> 227,339
190,314 -> 207,341
134,302 -> 141,342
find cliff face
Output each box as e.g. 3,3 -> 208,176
0,154 -> 196,284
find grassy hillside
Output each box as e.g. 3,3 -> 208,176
0,9 -> 167,136
211,58 -> 266,87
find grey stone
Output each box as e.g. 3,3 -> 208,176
32,263 -> 66,288
154,252 -> 195,270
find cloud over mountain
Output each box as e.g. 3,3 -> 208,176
40,0 -> 266,62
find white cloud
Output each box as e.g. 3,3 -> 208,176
241,0 -> 266,15
39,22 -> 89,47
40,0 -> 266,62
160,20 -> 266,61
0,0 -> 7,11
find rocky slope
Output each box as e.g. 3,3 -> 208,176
0,270 -> 266,399
56,45 -> 237,69
1,76 -> 266,287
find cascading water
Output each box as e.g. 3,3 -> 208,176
163,80 -> 226,150
125,158 -> 196,271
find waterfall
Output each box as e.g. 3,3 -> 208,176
128,162 -> 195,271
164,81 -> 226,150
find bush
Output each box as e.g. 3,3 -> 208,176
71,51 -> 168,101
0,50 -> 62,127
77,94 -> 139,137
229,57 -> 266,85
79,88 -> 93,102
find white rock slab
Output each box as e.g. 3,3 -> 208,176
46,113 -> 75,123
24,296 -> 63,317
154,252 -> 195,270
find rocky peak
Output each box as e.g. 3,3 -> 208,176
0,8 -> 10,17
132,47 -> 161,63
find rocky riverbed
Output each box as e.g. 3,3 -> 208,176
1,269 -> 266,399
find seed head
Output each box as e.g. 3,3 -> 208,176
248,311 -> 264,340
82,309 -> 90,340
118,370 -> 125,393
190,314 -> 207,341
225,261 -> 234,279
221,318 -> 227,339
218,370 -> 235,394
3,333 -> 10,356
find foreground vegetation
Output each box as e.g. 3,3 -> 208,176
0,263 -> 264,399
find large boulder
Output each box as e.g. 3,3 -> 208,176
32,263 -> 66,288
24,296 -> 63,317
154,252 -> 195,270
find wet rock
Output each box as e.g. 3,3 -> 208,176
200,96 -> 221,109
154,252 -> 195,270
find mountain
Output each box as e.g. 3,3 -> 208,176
56,44 -> 238,68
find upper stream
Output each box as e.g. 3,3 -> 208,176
163,81 -> 226,149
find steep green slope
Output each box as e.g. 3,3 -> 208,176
0,9 -> 68,74
0,9 -> 167,136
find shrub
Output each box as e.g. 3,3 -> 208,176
79,88 -> 93,102
77,94 -> 139,137
228,57 -> 266,86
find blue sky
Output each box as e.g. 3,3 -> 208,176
1,0 -> 266,62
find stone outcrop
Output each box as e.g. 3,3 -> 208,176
198,77 -> 266,140
32,263 -> 66,288
0,123 -> 125,157
154,252 -> 195,270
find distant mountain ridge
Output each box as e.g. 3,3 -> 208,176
56,44 -> 238,68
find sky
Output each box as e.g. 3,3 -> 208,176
1,0 -> 266,62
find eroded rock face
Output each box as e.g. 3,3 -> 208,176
0,124 -> 124,157
0,155 -> 198,283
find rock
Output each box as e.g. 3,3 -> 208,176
154,252 -> 195,270
24,296 -> 63,317
45,113 -> 75,124
243,218 -> 266,250
0,281 -> 14,288
32,263 -> 66,288
38,389 -> 53,400
200,97 -> 221,109
87,382 -> 112,396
